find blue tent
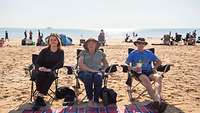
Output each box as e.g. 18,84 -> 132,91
59,34 -> 73,46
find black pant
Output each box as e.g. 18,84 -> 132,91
35,71 -> 56,95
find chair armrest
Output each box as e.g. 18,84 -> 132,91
157,64 -> 173,73
63,65 -> 74,74
24,64 -> 34,73
121,64 -> 129,73
105,64 -> 118,73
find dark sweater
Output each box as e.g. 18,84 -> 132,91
36,47 -> 64,71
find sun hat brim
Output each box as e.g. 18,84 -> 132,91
83,38 -> 100,50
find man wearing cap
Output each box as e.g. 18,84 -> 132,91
125,38 -> 167,112
78,38 -> 109,106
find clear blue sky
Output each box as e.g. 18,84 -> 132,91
0,0 -> 200,30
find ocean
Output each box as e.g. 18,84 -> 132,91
0,28 -> 199,42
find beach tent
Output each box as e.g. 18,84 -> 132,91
45,34 -> 73,46
59,34 -> 73,46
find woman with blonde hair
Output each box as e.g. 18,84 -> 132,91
32,33 -> 64,110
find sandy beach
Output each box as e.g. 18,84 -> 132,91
0,38 -> 200,113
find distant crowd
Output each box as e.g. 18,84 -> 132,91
124,32 -> 138,43
22,30 -> 45,46
162,30 -> 198,46
1,29 -> 199,47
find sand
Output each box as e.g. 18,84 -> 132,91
0,38 -> 200,113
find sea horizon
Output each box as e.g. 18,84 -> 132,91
0,27 -> 199,41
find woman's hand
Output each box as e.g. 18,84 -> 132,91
97,69 -> 104,76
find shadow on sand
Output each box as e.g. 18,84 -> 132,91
127,99 -> 185,113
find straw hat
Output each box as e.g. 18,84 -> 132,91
83,38 -> 100,50
133,38 -> 148,46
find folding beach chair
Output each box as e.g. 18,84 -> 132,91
24,54 -> 60,104
64,49 -> 118,105
0,38 -> 5,47
121,48 -> 172,102
174,34 -> 182,44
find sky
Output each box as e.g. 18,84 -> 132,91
0,0 -> 200,30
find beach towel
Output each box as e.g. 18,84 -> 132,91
23,104 -> 158,113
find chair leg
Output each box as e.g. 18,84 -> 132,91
131,82 -> 141,91
48,78 -> 59,104
55,78 -> 58,91
135,81 -> 155,99
74,86 -> 86,103
127,87 -> 135,102
30,81 -> 34,101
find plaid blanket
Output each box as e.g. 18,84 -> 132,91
23,104 -> 158,113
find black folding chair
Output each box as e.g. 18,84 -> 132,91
63,49 -> 118,105
121,48 -> 173,102
24,54 -> 60,104
79,39 -> 85,46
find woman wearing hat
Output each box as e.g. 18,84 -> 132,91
32,33 -> 64,110
78,38 -> 109,106
125,38 -> 167,112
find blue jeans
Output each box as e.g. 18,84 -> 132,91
78,71 -> 102,103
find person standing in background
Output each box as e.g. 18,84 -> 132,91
98,29 -> 106,46
192,30 -> 197,39
5,30 -> 9,41
24,30 -> 27,39
38,30 -> 41,39
29,30 -> 33,40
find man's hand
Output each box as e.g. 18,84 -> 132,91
134,67 -> 142,73
39,67 -> 51,72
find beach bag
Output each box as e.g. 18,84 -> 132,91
22,39 -> 26,45
100,87 -> 117,106
55,86 -> 76,100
